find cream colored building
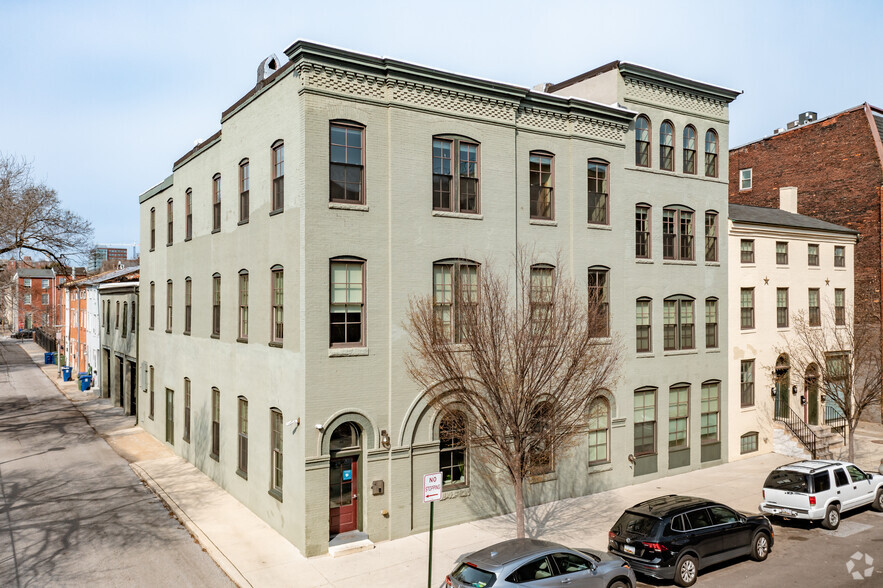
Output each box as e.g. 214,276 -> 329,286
138,41 -> 739,556
728,188 -> 858,460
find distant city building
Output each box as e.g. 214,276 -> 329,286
88,244 -> 139,273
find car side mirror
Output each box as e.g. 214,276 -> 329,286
740,516 -> 747,524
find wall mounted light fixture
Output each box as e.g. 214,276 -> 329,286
770,387 -> 777,397
380,429 -> 391,449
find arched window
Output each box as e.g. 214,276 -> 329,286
587,159 -> 609,225
634,387 -> 657,455
528,401 -> 554,475
662,205 -> 695,260
704,129 -> 718,177
239,159 -> 250,223
237,396 -> 248,476
588,397 -> 610,464
740,432 -> 759,454
166,280 -> 173,332
330,121 -> 365,204
329,422 -> 361,452
668,384 -> 689,449
270,408 -> 283,495
272,140 -> 284,212
588,266 -> 610,337
238,269 -> 249,340
212,273 -> 221,337
704,211 -> 718,262
167,198 -> 174,245
271,264 -> 284,343
439,411 -> 467,488
705,297 -> 719,348
659,121 -> 674,171
210,387 -> 220,460
775,355 -> 791,419
636,297 -> 652,352
664,295 -> 695,350
683,126 -> 697,174
212,174 -> 221,231
433,259 -> 479,343
150,207 -> 156,251
432,135 -> 480,213
530,264 -> 554,333
185,188 -> 193,240
635,204 -> 651,258
122,302 -> 128,338
149,281 -> 155,330
529,150 -> 554,220
184,277 -> 192,334
701,381 -> 721,443
635,115 -> 650,167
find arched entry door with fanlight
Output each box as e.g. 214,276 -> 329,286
775,355 -> 790,419
329,422 -> 361,536
806,364 -> 820,425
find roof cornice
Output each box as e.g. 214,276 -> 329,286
138,174 -> 174,204
618,62 -> 741,103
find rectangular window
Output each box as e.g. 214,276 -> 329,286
272,268 -> 284,343
741,288 -> 755,329
212,275 -> 221,336
777,288 -> 789,328
809,288 -> 821,326
239,160 -> 250,223
808,243 -> 819,266
741,360 -> 755,407
183,378 -> 191,443
23,294 -> 31,305
115,301 -> 120,329
587,161 -> 608,224
529,153 -> 554,220
184,279 -> 192,334
122,303 -> 128,338
272,143 -> 284,212
166,282 -> 173,332
636,298 -> 651,353
165,388 -> 174,445
635,206 -> 651,258
433,261 -> 478,343
185,189 -> 192,240
740,239 -> 754,263
167,199 -> 173,245
330,260 -> 364,346
271,409 -> 283,496
238,273 -> 248,340
668,386 -> 689,449
431,139 -> 480,213
663,298 -> 694,350
835,288 -> 846,326
42,279 -> 49,289
149,365 -> 155,420
741,432 -> 759,454
149,283 -> 155,330
663,208 -> 693,260
131,299 -> 136,333
529,266 -> 553,333
704,212 -> 718,262
834,246 -> 845,268
23,278 -> 31,287
150,208 -> 156,250
587,268 -> 609,338
701,382 -> 720,443
776,242 -> 788,265
237,397 -> 248,477
41,293 -> 48,305
634,389 -> 656,455
705,298 -> 718,348
211,388 -> 220,460
739,168 -> 752,190
330,123 -> 364,203
212,175 -> 221,232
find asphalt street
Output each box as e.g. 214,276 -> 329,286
0,340 -> 232,587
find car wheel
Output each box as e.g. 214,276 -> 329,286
872,489 -> 883,512
674,554 -> 698,587
822,504 -> 840,530
750,531 -> 770,561
607,580 -> 630,588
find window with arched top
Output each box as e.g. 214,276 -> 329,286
238,270 -> 248,340
634,387 -> 657,456
635,116 -> 650,167
704,129 -> 718,177
529,151 -> 554,220
272,140 -> 284,212
662,205 -> 695,260
588,266 -> 610,337
149,281 -> 155,330
659,121 -> 674,171
683,125 -> 697,174
705,297 -> 718,348
329,422 -> 361,452
588,397 -> 610,464
529,264 -> 554,334
740,431 -> 759,454
212,273 -> 221,337
150,207 -> 156,251
635,204 -> 651,258
701,381 -> 720,443
271,264 -> 283,343
212,174 -> 221,231
439,410 -> 467,488
432,135 -> 480,214
239,159 -> 250,223
210,387 -> 220,460
184,277 -> 192,334
587,159 -> 609,225
433,259 -> 479,343
528,401 -> 554,475
237,396 -> 248,477
664,295 -> 695,350
636,297 -> 652,353
167,198 -> 174,245
185,188 -> 193,240
270,408 -> 283,496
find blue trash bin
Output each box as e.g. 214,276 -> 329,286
78,374 -> 93,391
62,366 -> 73,381
44,352 -> 53,365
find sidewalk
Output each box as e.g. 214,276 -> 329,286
17,340 -> 883,587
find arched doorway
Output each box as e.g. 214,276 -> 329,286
775,355 -> 790,419
806,364 -> 820,425
329,422 -> 361,536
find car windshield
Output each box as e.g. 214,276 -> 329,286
612,511 -> 660,538
764,470 -> 808,492
451,562 -> 496,588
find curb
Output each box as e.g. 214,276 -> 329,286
130,461 -> 251,588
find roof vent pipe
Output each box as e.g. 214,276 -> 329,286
257,54 -> 280,85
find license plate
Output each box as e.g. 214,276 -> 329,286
623,545 -> 636,554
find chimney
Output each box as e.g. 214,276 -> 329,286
779,187 -> 798,214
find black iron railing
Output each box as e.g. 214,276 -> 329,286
34,328 -> 56,353
824,404 -> 847,440
774,396 -> 820,459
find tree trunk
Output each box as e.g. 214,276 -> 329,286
847,424 -> 856,463
513,475 -> 525,538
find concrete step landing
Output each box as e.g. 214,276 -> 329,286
329,531 -> 375,558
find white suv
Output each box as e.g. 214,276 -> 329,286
760,460 -> 883,529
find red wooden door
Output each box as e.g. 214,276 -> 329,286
329,457 -> 357,534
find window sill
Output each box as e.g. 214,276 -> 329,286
808,266 -> 820,270
237,337 -> 248,344
329,347 -> 369,357
183,331 -> 190,336
663,349 -> 698,357
211,334 -> 220,339
705,348 -> 720,354
834,267 -> 847,271
662,260 -> 697,266
269,208 -> 284,217
268,341 -> 283,348
149,248 -> 155,253
211,228 -> 220,234
238,219 -> 249,226
149,327 -> 154,331
184,237 -> 192,242
529,218 -> 557,226
740,328 -> 756,334
586,223 -> 611,231
588,463 -> 612,474
329,202 -> 369,212
183,437 -> 190,444
705,261 -> 720,267
741,263 -> 756,268
528,472 -> 557,484
741,405 -> 756,412
776,326 -> 790,332
635,258 -> 654,264
636,352 -> 654,359
236,469 -> 248,480
149,415 -> 154,421
268,488 -> 283,503
440,487 -> 471,500
166,242 -> 173,247
210,453 -> 219,462
165,329 -> 172,334
432,210 -> 483,220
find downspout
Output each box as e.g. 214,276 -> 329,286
134,284 -> 139,426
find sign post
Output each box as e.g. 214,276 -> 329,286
423,471 -> 443,588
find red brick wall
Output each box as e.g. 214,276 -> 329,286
729,106 -> 883,317
17,277 -> 56,329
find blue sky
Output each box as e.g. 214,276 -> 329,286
3,0 -> 881,247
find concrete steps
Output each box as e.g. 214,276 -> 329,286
774,421 -> 846,460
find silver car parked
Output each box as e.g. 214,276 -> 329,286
443,538 -> 636,588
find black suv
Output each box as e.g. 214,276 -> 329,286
608,495 -> 773,586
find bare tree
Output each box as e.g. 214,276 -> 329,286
404,251 -> 621,538
779,306 -> 882,462
0,154 -> 93,273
